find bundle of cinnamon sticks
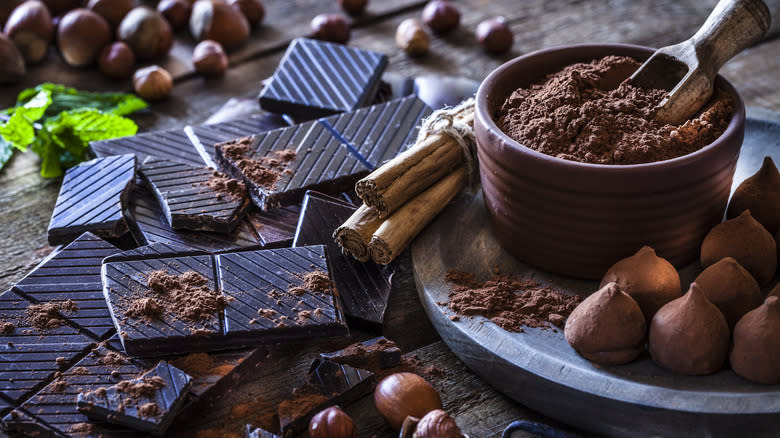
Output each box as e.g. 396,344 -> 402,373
333,99 -> 475,265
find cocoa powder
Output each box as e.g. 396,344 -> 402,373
445,269 -> 581,332
219,138 -> 296,188
26,300 -> 78,331
496,55 -> 734,165
206,171 -> 247,200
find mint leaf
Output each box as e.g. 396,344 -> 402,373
0,89 -> 52,150
15,83 -> 148,118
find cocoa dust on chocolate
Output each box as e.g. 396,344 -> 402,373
445,269 -> 581,332
139,402 -> 161,418
496,55 -> 735,165
0,320 -> 14,334
26,300 -> 78,330
220,138 -> 296,188
100,351 -> 128,366
288,270 -> 331,296
117,375 -> 166,398
206,171 -> 247,200
173,352 -> 215,377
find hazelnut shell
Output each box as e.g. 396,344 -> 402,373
4,1 -> 54,64
190,0 -> 250,49
0,33 -> 26,84
565,282 -> 646,365
228,0 -> 264,27
87,0 -> 133,29
396,18 -> 430,57
192,40 -> 228,76
727,156 -> 780,235
309,406 -> 356,438
374,372 -> 442,430
693,257 -> 762,329
476,17 -> 513,55
421,0 -> 460,34
157,0 -> 192,30
701,210 -> 777,285
57,8 -> 111,67
730,296 -> 780,384
600,245 -> 681,321
648,283 -> 729,375
310,14 -> 350,45
98,41 -> 135,79
133,65 -> 173,101
118,7 -> 174,61
413,409 -> 462,438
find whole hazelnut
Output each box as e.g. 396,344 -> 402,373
309,406 -> 356,438
133,65 -> 173,101
228,0 -> 264,27
421,0 -> 460,34
57,8 -> 111,67
193,40 -> 228,76
413,409 -> 462,438
396,18 -> 429,57
374,372 -> 442,430
98,41 -> 135,79
87,0 -> 133,29
338,0 -> 368,17
4,0 -> 54,64
190,0 -> 250,49
476,17 -> 513,55
157,0 -> 192,31
118,7 -> 174,61
0,33 -> 26,84
310,14 -> 350,44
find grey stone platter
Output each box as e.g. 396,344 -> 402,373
411,109 -> 780,438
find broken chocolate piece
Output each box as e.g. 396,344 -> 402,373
77,361 -> 192,435
173,348 -> 267,401
319,337 -> 402,370
246,424 -> 282,438
246,205 -> 301,248
91,129 -> 207,168
47,154 -> 137,246
216,96 -> 432,211
139,157 -> 251,233
294,191 -> 392,328
258,38 -> 388,120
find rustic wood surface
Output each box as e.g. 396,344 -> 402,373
1,0 -> 778,437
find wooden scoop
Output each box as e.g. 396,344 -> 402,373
628,0 -> 771,125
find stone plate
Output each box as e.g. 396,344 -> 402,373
411,108 -> 780,438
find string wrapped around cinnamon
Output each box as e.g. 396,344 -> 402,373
334,99 -> 476,265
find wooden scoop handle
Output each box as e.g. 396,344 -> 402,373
690,0 -> 770,75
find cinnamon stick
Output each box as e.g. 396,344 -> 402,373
369,166 -> 468,265
332,204 -> 384,262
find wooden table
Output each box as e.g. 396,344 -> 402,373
1,0 -> 778,437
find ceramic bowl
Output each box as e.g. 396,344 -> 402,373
474,44 -> 745,279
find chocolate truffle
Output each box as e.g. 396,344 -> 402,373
701,210 -> 777,285
564,282 -> 646,365
693,257 -> 762,329
648,283 -> 729,375
600,246 -> 681,321
727,156 -> 780,235
730,296 -> 780,384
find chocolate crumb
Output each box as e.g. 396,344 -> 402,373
206,171 -> 247,200
0,320 -> 14,334
219,138 -> 297,189
55,357 -> 68,367
51,379 -> 68,392
26,300 -> 78,330
95,387 -> 107,398
125,297 -> 163,321
72,367 -> 89,375
138,402 -> 161,418
172,353 -> 214,377
100,351 -> 128,366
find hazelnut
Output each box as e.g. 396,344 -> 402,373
476,17 -> 513,54
190,0 -> 250,49
157,0 -> 192,31
193,40 -> 228,76
413,409 -> 462,438
339,0 -> 368,17
98,41 -> 135,79
57,8 -> 111,67
228,0 -> 264,27
421,0 -> 460,34
41,0 -> 81,17
309,406 -> 356,438
396,18 -> 429,57
0,33 -> 26,84
4,1 -> 54,64
374,372 -> 442,430
133,65 -> 173,101
118,7 -> 174,61
310,14 -> 350,44
87,0 -> 133,29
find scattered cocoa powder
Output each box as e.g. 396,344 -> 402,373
0,320 -> 14,334
256,308 -> 276,319
55,356 -> 68,367
71,367 -> 89,375
287,270 -> 331,297
277,387 -> 329,423
125,297 -> 163,321
116,375 -> 166,398
95,387 -> 107,398
206,171 -> 247,200
26,300 -> 78,331
219,138 -> 297,188
51,379 -> 68,392
173,353 -> 215,377
138,402 -> 161,418
71,422 -> 98,436
496,55 -> 735,165
445,269 -> 581,332
100,351 -> 128,366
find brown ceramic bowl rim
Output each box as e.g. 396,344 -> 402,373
475,43 -> 746,173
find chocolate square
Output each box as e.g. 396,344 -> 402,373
91,129 -> 207,168
319,336 -> 402,370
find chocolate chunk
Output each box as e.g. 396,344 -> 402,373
139,157 -> 251,233
191,115 -> 290,166
0,290 -> 94,405
13,232 -> 121,339
219,245 -> 349,344
246,205 -> 301,249
216,96 -> 432,211
258,38 -> 388,120
4,346 -> 146,437
77,361 -> 192,435
104,242 -> 208,263
246,424 -> 282,438
91,129 -> 207,168
319,336 -> 402,370
293,191 -> 392,328
172,348 -> 267,401
47,155 -> 136,246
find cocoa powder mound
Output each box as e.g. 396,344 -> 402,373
496,55 -> 735,165
138,402 -> 161,418
220,138 -> 297,188
206,171 -> 247,200
117,375 -> 166,398
26,300 -> 78,331
173,352 -> 215,377
0,320 -> 14,334
445,269 -> 581,332
287,270 -> 331,297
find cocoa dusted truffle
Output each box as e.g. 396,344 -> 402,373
600,246 -> 681,321
648,283 -> 729,375
701,210 -> 777,285
693,257 -> 762,329
730,296 -> 780,384
727,157 -> 780,235
564,282 -> 646,365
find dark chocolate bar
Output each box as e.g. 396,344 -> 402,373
190,114 -> 290,166
172,347 -> 267,400
77,361 -> 192,435
216,96 -> 432,211
13,232 -> 121,340
293,191 -> 392,328
139,157 -> 251,233
319,336 -> 402,370
47,154 -> 136,246
246,205 -> 301,248
246,424 -> 282,438
258,38 -> 388,120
